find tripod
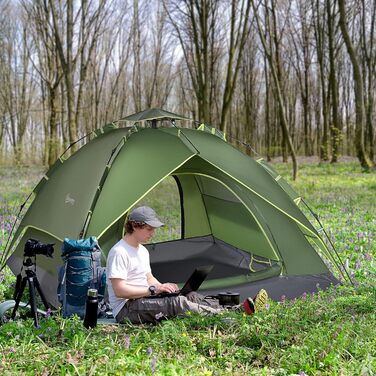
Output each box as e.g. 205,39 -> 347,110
11,257 -> 50,328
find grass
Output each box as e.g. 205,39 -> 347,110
0,161 -> 375,375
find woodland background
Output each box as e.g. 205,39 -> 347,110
0,0 -> 375,177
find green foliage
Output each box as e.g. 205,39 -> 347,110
0,162 -> 375,375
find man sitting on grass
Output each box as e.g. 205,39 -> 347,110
106,206 -> 269,324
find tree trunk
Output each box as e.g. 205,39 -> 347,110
252,0 -> 298,179
312,0 -> 329,161
362,0 -> 376,162
47,85 -> 59,166
132,0 -> 142,112
327,0 -> 341,163
264,55 -> 271,161
338,0 -> 373,169
164,0 -> 220,125
274,1 -> 295,172
219,0 -> 251,133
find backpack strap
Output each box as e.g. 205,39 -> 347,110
61,262 -> 68,317
90,247 -> 101,288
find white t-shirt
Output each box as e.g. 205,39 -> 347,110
106,238 -> 151,318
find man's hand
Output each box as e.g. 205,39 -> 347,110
156,282 -> 179,294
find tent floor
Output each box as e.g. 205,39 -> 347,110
199,272 -> 340,301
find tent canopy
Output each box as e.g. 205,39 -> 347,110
121,108 -> 191,126
4,120 -> 341,307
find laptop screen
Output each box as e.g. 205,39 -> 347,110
179,265 -> 214,295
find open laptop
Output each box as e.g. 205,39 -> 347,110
147,265 -> 214,298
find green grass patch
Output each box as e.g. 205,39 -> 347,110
0,161 -> 375,375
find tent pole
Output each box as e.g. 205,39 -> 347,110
170,121 -> 200,154
172,176 -> 185,239
59,132 -> 94,160
301,199 -> 353,284
227,135 -> 260,157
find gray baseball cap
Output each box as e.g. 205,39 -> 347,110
128,206 -> 164,228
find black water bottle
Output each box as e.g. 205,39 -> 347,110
83,288 -> 98,329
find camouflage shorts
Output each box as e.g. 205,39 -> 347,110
116,292 -> 223,324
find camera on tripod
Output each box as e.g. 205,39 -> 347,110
23,238 -> 54,259
12,238 -> 55,327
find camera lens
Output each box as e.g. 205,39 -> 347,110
24,239 -> 54,258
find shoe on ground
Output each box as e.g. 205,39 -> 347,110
243,289 -> 269,315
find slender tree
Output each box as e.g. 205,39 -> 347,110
312,0 -> 330,161
338,0 -> 373,169
326,0 -> 342,163
143,2 -> 175,108
219,0 -> 251,133
23,0 -> 64,166
0,3 -> 34,163
360,0 -> 376,162
252,0 -> 298,179
50,0 -> 109,148
288,1 -> 314,156
164,0 -> 220,124
239,37 -> 260,154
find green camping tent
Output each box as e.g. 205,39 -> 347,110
3,119 -> 344,308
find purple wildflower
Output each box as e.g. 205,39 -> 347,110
281,295 -> 286,303
357,232 -> 364,241
146,346 -> 153,355
150,356 -> 157,374
355,259 -> 362,270
45,308 -> 52,319
364,253 -> 372,261
302,292 -> 307,300
123,336 -> 130,349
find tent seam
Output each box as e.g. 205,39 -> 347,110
200,158 -> 325,243
96,153 -> 198,240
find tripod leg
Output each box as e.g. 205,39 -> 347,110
13,274 -> 22,300
33,277 -> 50,312
11,276 -> 27,320
27,276 -> 39,328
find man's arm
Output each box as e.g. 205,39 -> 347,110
146,272 -> 162,287
111,274 -> 179,299
111,278 -> 150,299
146,272 -> 178,293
